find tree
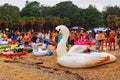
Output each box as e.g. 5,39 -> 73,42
41,6 -> 53,17
0,3 -> 20,29
20,1 -> 41,17
62,17 -> 70,27
107,15 -> 119,29
27,16 -> 36,30
82,5 -> 102,29
118,17 -> 120,28
44,15 -> 53,30
52,1 -> 80,26
0,13 -> 4,29
102,6 -> 120,26
50,16 -> 60,28
0,15 -> 11,30
36,16 -> 45,30
18,17 -> 27,32
2,1 -> 120,31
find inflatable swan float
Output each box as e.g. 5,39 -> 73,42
55,25 -> 116,68
31,43 -> 53,56
0,38 -> 8,45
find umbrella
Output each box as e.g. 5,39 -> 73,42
70,26 -> 84,30
93,27 -> 106,32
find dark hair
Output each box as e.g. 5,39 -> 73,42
100,31 -> 102,33
43,40 -> 46,43
32,36 -> 38,43
111,28 -> 114,30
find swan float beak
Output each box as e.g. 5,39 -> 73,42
55,28 -> 61,34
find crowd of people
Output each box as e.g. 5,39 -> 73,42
95,27 -> 116,51
69,27 -> 120,51
0,27 -> 120,52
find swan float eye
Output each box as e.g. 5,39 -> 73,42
58,29 -> 61,32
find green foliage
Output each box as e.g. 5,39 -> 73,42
0,3 -> 20,29
83,5 -> 102,29
63,17 -> 70,26
0,1 -> 120,31
52,1 -> 80,26
36,16 -> 45,31
102,6 -> 120,27
50,16 -> 60,27
40,6 -> 53,17
20,1 -> 41,17
107,15 -> 120,29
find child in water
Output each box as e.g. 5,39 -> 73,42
42,41 -> 48,50
83,47 -> 99,53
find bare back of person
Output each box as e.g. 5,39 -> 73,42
109,30 -> 116,51
23,33 -> 30,47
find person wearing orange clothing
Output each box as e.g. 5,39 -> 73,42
3,33 -> 8,41
97,31 -> 105,51
109,28 -> 116,51
52,31 -> 58,45
23,32 -> 30,47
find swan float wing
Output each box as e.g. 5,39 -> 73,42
57,53 -> 116,68
68,45 -> 87,54
82,53 -> 113,67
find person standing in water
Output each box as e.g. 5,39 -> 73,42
108,28 -> 116,51
117,28 -> 120,50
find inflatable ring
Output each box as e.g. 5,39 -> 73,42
15,48 -> 33,53
0,44 -> 18,49
0,41 -> 8,45
15,48 -> 23,52
27,48 -> 33,53
11,44 -> 18,49
0,45 -> 8,49
2,50 -> 28,57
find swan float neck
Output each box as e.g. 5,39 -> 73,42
56,25 -> 69,57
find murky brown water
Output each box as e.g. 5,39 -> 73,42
0,45 -> 120,80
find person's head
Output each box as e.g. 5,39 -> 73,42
33,32 -> 37,36
99,31 -> 102,33
32,37 -> 37,43
83,47 -> 90,53
118,28 -> 120,32
111,27 -> 114,31
17,40 -> 20,44
107,27 -> 110,30
0,30 -> 2,33
31,29 -> 34,33
102,30 -> 106,33
43,40 -> 46,44
8,42 -> 12,48
96,31 -> 99,34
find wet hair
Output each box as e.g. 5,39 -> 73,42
43,40 -> 46,43
32,36 -> 37,43
111,28 -> 114,30
100,31 -> 102,33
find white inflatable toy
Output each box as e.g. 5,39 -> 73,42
0,38 -> 8,45
31,43 -> 53,56
55,25 -> 116,68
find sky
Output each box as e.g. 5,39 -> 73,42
0,0 -> 120,11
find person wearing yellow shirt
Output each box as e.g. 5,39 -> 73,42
97,31 -> 105,51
